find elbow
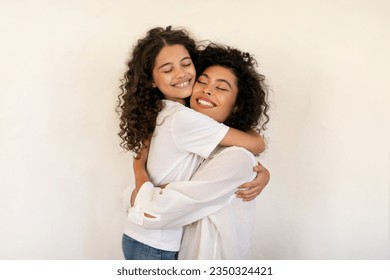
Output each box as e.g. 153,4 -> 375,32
257,135 -> 266,154
253,137 -> 265,155
256,143 -> 265,155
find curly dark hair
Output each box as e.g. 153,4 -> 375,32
117,26 -> 199,154
196,43 -> 270,132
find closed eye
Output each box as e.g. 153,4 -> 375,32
216,87 -> 228,91
160,65 -> 173,73
196,79 -> 207,85
181,57 -> 193,66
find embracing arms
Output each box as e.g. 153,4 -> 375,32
129,147 -> 269,229
219,128 -> 265,155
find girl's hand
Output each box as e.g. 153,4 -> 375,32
236,162 -> 270,201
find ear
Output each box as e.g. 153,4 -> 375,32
151,81 -> 156,88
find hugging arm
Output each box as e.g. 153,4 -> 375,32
219,128 -> 265,155
236,162 -> 270,201
131,137 -> 151,207
173,109 -> 264,158
128,148 -> 257,229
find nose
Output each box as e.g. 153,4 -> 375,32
202,86 -> 213,96
175,67 -> 186,78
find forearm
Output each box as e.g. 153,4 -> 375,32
130,182 -> 236,229
133,159 -> 149,189
220,128 -> 265,155
131,157 -> 149,206
247,129 -> 265,154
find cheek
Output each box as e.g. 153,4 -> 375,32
154,75 -> 169,89
222,95 -> 236,111
189,65 -> 196,77
192,83 -> 202,93
189,94 -> 195,104
220,96 -> 237,119
190,87 -> 202,100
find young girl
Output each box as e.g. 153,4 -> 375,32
117,26 -> 267,260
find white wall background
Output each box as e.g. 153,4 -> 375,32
1,0 -> 389,259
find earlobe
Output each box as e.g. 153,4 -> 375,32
151,81 -> 156,88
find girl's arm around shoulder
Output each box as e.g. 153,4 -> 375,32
219,128 -> 265,155
173,108 -> 264,156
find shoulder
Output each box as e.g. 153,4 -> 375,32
157,100 -> 187,123
160,100 -> 213,122
160,100 -> 185,114
198,146 -> 257,182
171,105 -> 222,129
159,100 -> 204,119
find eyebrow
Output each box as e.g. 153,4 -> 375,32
157,56 -> 192,70
200,73 -> 232,89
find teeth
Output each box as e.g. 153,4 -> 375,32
175,81 -> 190,88
198,99 -> 215,107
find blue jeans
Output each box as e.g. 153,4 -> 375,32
122,234 -> 178,260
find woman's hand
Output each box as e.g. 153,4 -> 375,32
236,162 -> 270,201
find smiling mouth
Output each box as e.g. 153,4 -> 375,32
197,98 -> 216,108
174,80 -> 191,88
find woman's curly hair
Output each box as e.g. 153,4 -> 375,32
117,26 -> 198,154
196,43 -> 270,132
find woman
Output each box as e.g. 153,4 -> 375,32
128,43 -> 270,259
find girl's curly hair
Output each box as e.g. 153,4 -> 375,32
117,26 -> 198,154
196,43 -> 270,132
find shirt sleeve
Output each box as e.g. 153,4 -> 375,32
127,147 -> 257,229
120,186 -> 133,213
172,108 -> 229,159
126,182 -> 159,224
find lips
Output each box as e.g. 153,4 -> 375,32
173,79 -> 191,88
196,97 -> 216,108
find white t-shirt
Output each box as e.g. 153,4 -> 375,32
128,146 -> 257,259
123,100 -> 229,251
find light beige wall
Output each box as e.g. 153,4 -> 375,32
1,0 -> 389,259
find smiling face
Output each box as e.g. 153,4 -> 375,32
190,65 -> 238,123
152,44 -> 196,104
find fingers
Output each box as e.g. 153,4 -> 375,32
238,181 -> 256,189
253,165 -> 263,172
236,162 -> 269,201
253,161 -> 264,172
236,175 -> 263,201
236,187 -> 260,201
236,173 -> 267,201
